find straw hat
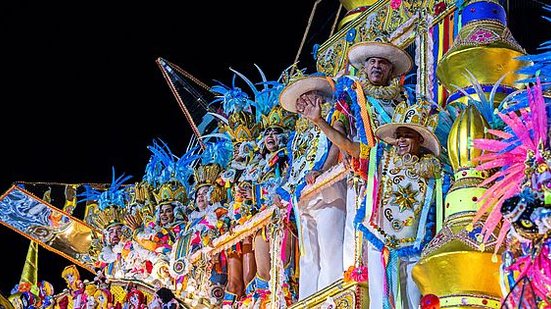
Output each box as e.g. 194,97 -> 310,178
375,101 -> 440,156
279,76 -> 334,113
348,41 -> 413,78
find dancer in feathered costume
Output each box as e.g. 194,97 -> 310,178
471,7 -> 551,303
472,77 -> 551,307
205,65 -> 298,308
210,66 -> 283,307
233,75 -> 297,308
121,139 -> 199,288
170,139 -> 232,302
78,168 -> 137,280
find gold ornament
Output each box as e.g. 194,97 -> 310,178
194,164 -> 222,190
436,0 -> 528,106
393,182 -> 417,212
128,181 -> 155,211
219,111 -> 259,143
88,204 -> 126,231
447,105 -> 490,172
152,180 -> 188,207
338,0 -> 379,29
260,105 -> 297,132
412,214 -> 503,308
193,164 -> 225,204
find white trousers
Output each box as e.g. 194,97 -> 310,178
298,185 -> 346,299
366,243 -> 421,309
342,180 -> 357,269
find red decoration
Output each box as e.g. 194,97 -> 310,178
57,295 -> 69,309
434,2 -> 447,15
420,294 -> 440,309
350,265 -> 368,282
343,265 -> 368,283
145,260 -> 153,273
390,0 -> 402,10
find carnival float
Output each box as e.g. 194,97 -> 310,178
1,0 -> 550,308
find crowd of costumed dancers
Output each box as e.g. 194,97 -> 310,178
3,1 -> 551,309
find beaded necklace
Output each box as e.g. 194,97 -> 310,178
358,76 -> 403,101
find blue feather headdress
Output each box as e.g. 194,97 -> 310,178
235,64 -> 284,123
449,69 -> 509,130
190,139 -> 233,204
78,167 -> 132,231
210,81 -> 254,116
144,139 -> 201,206
210,65 -> 283,124
79,167 -> 132,210
205,66 -> 284,151
199,138 -> 233,170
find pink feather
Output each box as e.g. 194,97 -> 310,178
476,158 -> 513,171
486,129 -> 513,140
492,220 -> 510,256
473,138 -> 510,151
528,80 -> 548,145
482,198 -> 506,242
473,179 -> 519,224
479,166 -> 523,188
502,112 -> 537,150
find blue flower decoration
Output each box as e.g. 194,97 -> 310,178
346,29 -> 356,43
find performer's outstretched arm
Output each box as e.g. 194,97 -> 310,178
301,94 -> 360,158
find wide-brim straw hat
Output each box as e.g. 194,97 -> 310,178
279,76 -> 334,113
348,41 -> 413,78
375,123 -> 441,157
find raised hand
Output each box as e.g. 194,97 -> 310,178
125,213 -> 143,231
299,92 -> 323,124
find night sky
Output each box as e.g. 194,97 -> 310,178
1,0 -> 549,296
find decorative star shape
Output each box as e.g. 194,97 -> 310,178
392,182 -> 417,212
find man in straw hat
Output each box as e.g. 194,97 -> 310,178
302,96 -> 441,308
299,40 -> 414,272
347,40 -> 413,128
281,41 -> 415,303
279,74 -> 350,299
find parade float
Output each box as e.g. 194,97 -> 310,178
1,0 -> 550,308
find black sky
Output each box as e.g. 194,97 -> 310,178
1,0 -> 550,296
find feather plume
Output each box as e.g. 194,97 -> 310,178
472,79 -> 549,247
200,139 -> 233,169
78,167 -> 132,210
143,138 -> 200,192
